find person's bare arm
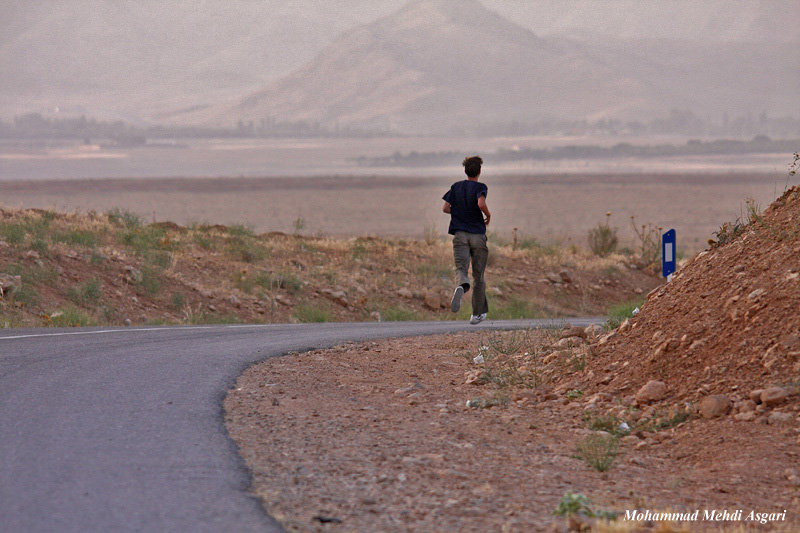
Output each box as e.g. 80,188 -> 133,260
442,201 -> 451,214
477,195 -> 491,225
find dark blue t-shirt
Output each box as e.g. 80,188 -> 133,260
443,180 -> 488,235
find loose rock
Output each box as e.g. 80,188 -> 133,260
760,386 -> 789,407
636,380 -> 667,405
767,412 -> 794,425
698,395 -> 732,419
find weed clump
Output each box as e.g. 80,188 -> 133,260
294,303 -> 332,323
554,492 -> 617,520
576,433 -> 619,472
629,215 -> 662,268
67,278 -> 103,305
604,298 -> 644,330
587,212 -> 618,257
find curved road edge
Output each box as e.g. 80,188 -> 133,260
0,318 -> 604,532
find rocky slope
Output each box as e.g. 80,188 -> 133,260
578,186 -> 800,426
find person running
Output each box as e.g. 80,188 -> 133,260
442,155 -> 491,325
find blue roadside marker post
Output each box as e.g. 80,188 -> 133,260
662,229 -> 676,281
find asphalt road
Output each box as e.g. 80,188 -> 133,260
0,318 -> 601,532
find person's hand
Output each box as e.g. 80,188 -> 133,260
484,214 -> 491,225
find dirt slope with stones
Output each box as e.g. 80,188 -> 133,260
585,186 -> 800,424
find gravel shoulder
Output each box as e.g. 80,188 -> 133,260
225,330 -> 800,532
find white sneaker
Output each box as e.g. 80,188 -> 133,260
450,286 -> 464,312
469,313 -> 487,325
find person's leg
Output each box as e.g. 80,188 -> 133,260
451,231 -> 472,312
469,233 -> 489,316
452,232 -> 471,291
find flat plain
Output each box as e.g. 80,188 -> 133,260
0,137 -> 794,253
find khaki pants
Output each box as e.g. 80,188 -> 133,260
452,231 -> 489,315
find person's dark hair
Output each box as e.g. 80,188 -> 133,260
462,155 -> 483,178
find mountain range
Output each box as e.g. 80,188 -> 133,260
2,0 -> 798,135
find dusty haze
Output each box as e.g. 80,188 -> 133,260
1,0 -> 798,132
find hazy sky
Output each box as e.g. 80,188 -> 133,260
3,0 -> 796,86
1,0 -> 796,122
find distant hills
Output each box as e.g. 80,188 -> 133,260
2,0 -> 798,135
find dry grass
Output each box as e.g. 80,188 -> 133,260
0,206 -> 660,328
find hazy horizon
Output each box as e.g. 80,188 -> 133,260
2,0 -> 798,132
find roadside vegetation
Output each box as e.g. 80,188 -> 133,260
0,207 -> 660,328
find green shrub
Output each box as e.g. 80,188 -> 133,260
226,237 -> 268,263
67,278 -> 103,305
554,493 -> 594,517
381,306 -> 421,322
294,303 -> 332,323
50,307 -> 94,327
107,208 -> 143,228
30,238 -> 49,256
492,296 -> 543,320
136,266 -> 163,296
228,224 -> 256,238
171,293 -> 186,310
604,298 -> 644,330
53,229 -> 99,247
13,284 -> 40,308
89,248 -> 106,266
0,223 -> 26,245
193,233 -> 214,250
576,433 -> 619,472
553,492 -> 617,520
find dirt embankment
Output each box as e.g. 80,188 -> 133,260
586,185 -> 800,412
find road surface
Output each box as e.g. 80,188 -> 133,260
0,318 -> 601,532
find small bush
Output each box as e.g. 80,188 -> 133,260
67,278 -> 103,305
415,260 -> 451,281
629,215 -> 662,267
53,229 -> 99,247
0,223 -> 26,245
226,238 -> 268,263
553,492 -> 594,517
193,233 -> 214,250
271,272 -> 302,293
576,433 -> 619,472
13,284 -> 40,308
171,293 -> 186,311
381,306 -> 421,322
50,307 -> 94,327
107,208 -> 143,228
228,224 -> 256,238
584,413 -> 630,436
553,492 -> 617,520
30,238 -> 49,256
121,225 -> 170,253
588,213 -> 618,257
137,267 -> 163,296
89,248 -> 106,266
351,242 -> 369,259
604,298 -> 644,330
492,296 -> 542,320
294,304 -> 332,323
474,330 -> 546,390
